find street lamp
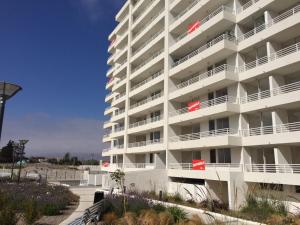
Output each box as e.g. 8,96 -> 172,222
0,82 -> 22,143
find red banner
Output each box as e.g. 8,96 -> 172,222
188,21 -> 200,34
192,160 -> 206,170
188,100 -> 201,112
102,161 -> 110,167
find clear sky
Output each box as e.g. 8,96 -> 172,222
0,0 -> 124,158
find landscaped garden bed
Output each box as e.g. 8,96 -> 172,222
0,178 -> 79,225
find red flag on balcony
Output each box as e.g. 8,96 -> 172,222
192,160 -> 206,170
188,100 -> 201,112
102,161 -> 110,167
188,21 -> 200,34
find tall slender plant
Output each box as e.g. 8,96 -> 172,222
110,169 -> 126,214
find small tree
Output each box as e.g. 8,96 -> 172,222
110,169 -> 126,213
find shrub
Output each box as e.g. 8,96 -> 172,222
138,209 -> 159,225
102,212 -> 118,225
123,212 -> 137,225
177,214 -> 205,225
152,203 -> 166,213
158,211 -> 174,225
24,199 -> 39,225
167,206 -> 187,223
43,203 -> 61,216
0,207 -> 17,225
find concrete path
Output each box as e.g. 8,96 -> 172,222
60,187 -> 98,225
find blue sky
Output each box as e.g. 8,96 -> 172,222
0,0 -> 124,157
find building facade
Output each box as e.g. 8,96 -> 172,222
102,0 -> 300,210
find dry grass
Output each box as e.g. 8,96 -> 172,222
158,211 -> 174,225
138,209 -> 160,225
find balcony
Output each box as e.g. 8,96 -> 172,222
237,4 -> 300,50
130,70 -> 164,97
103,120 -> 113,129
240,81 -> 300,113
172,6 -> 234,44
168,163 -> 243,181
169,128 -> 242,150
132,9 -> 165,43
239,42 -> 300,81
169,96 -> 239,125
112,92 -> 126,107
112,75 -> 127,92
132,29 -> 164,58
114,60 -> 127,76
111,109 -> 125,122
128,115 -> 164,134
170,64 -> 238,100
123,163 -> 156,172
104,106 -> 114,115
171,0 -> 201,24
242,122 -> 300,146
132,0 -> 159,26
244,164 -> 300,185
102,132 -> 111,142
110,127 -> 125,138
170,34 -> 236,77
131,50 -> 164,79
129,92 -> 163,115
105,92 -> 115,103
128,138 -> 164,153
236,0 -> 261,14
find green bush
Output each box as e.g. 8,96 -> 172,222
167,206 -> 187,223
0,207 -> 17,225
152,203 -> 166,213
43,204 -> 61,216
24,199 -> 39,224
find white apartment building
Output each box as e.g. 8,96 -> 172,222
102,0 -> 300,210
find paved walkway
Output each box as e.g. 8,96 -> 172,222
60,187 -> 99,225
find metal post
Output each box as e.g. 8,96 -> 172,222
0,97 -> 6,143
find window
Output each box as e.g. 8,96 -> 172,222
149,153 -> 154,164
216,117 -> 229,130
170,177 -> 205,185
296,186 -> 300,194
150,131 -> 160,141
192,151 -> 201,160
210,149 -> 216,163
112,156 -> 117,164
218,148 -> 231,163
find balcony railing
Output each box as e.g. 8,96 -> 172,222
172,0 -> 201,23
103,145 -> 125,153
172,34 -> 236,67
237,5 -> 300,42
115,108 -> 125,116
129,115 -> 163,129
133,0 -> 156,23
128,138 -> 163,148
239,42 -> 300,73
133,9 -> 165,39
175,6 -> 233,42
131,70 -> 163,91
115,59 -> 127,71
241,121 -> 300,137
115,92 -> 126,101
130,92 -> 162,109
115,126 -> 125,132
245,164 -> 300,174
176,64 -> 235,89
235,0 -> 260,14
169,163 -> 243,171
132,29 -> 164,56
123,163 -> 155,169
170,128 -> 238,142
240,81 -> 300,104
105,106 -> 111,112
132,50 -> 164,73
170,95 -> 237,117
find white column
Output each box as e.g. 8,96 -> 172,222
164,0 -> 170,169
